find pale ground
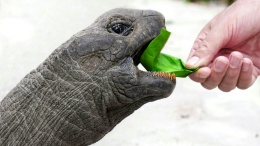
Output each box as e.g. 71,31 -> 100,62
0,0 -> 260,146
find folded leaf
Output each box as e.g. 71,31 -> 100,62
140,28 -> 199,78
140,28 -> 170,71
154,53 -> 199,77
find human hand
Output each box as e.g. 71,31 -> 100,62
186,0 -> 260,92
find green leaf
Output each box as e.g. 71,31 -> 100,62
140,28 -> 199,78
140,28 -> 171,71
154,53 -> 199,77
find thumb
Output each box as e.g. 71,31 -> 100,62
186,24 -> 229,68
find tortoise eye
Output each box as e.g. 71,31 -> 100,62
109,23 -> 133,36
111,24 -> 128,34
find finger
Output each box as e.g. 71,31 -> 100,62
187,17 -> 214,60
187,11 -> 223,60
189,67 -> 211,83
218,52 -> 243,92
237,58 -> 254,89
186,20 -> 230,69
201,56 -> 229,90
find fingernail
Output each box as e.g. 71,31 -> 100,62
230,55 -> 241,68
215,60 -> 227,72
186,56 -> 199,67
242,62 -> 250,71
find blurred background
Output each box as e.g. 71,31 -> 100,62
0,0 -> 259,146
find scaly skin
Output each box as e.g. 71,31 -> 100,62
0,9 -> 175,146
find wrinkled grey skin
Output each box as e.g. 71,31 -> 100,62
0,9 -> 175,146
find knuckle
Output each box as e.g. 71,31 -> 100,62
195,41 -> 215,59
193,34 -> 207,49
198,41 -> 210,53
190,72 -> 206,83
218,84 -> 234,92
227,70 -> 238,77
237,84 -> 249,90
201,82 -> 216,90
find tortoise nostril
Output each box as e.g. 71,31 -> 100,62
142,10 -> 166,28
142,10 -> 163,17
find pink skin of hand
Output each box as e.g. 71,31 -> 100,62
186,0 -> 260,92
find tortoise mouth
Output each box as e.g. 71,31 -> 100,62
132,39 -> 153,66
131,39 -> 176,82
